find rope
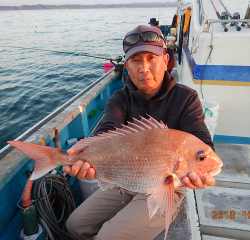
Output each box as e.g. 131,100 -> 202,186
200,45 -> 213,99
33,171 -> 75,240
190,17 -> 209,56
17,177 -> 53,210
2,45 -> 116,61
199,22 -> 214,99
204,108 -> 214,117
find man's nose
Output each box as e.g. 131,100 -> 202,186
139,59 -> 150,73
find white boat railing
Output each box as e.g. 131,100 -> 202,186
208,18 -> 250,23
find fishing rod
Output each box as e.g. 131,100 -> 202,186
158,0 -> 162,24
2,45 -> 118,62
243,1 -> 250,27
217,0 -> 241,31
209,0 -> 228,32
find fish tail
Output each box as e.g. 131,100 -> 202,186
8,141 -> 61,180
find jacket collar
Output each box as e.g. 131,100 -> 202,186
125,71 -> 177,101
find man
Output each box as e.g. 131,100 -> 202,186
148,18 -> 160,28
64,25 -> 215,240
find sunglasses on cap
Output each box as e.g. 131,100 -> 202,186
123,31 -> 164,47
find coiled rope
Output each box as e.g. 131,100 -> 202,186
33,170 -> 75,240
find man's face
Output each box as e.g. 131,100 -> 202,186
124,51 -> 169,99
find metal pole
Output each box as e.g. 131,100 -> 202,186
209,0 -> 228,32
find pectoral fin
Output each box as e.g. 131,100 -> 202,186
172,173 -> 185,189
98,180 -> 116,190
146,176 -> 175,240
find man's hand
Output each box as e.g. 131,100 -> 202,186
63,161 -> 95,180
181,172 -> 215,189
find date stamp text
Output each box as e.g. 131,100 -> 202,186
212,211 -> 250,219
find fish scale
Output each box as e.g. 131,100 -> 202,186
74,129 -> 183,192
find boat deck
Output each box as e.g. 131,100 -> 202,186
154,143 -> 250,240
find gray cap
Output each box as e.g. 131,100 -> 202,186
123,25 -> 166,61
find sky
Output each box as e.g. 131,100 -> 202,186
0,0 -> 176,6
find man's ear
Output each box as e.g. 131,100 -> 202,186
164,53 -> 169,65
163,53 -> 169,71
124,61 -> 128,69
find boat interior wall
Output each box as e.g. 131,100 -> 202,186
0,158 -> 33,237
182,69 -> 250,138
180,45 -> 250,140
0,70 -> 122,237
184,40 -> 250,84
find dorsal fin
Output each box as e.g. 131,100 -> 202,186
67,136 -> 107,155
127,121 -> 146,131
139,116 -> 160,129
121,125 -> 139,133
68,116 -> 167,155
147,115 -> 167,129
99,133 -> 114,138
114,128 -> 132,135
133,118 -> 152,130
108,130 -> 126,137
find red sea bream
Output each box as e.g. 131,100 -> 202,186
8,116 -> 223,239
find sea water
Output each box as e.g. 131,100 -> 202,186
0,7 -> 176,150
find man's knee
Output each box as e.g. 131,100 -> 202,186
66,213 -> 88,240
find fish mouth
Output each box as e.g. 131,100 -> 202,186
207,165 -> 222,176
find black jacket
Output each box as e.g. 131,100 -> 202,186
96,72 -> 214,151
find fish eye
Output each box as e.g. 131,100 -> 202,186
196,150 -> 206,162
198,156 -> 205,161
197,154 -> 206,162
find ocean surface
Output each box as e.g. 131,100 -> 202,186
0,7 -> 176,150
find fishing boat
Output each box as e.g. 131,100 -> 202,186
0,0 -> 250,239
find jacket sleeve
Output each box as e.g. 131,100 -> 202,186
95,90 -> 127,135
180,90 -> 215,151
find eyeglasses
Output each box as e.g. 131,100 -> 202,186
123,31 -> 164,47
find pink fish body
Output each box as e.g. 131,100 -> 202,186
8,116 -> 223,239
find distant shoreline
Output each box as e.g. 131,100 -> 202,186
0,2 -> 178,11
